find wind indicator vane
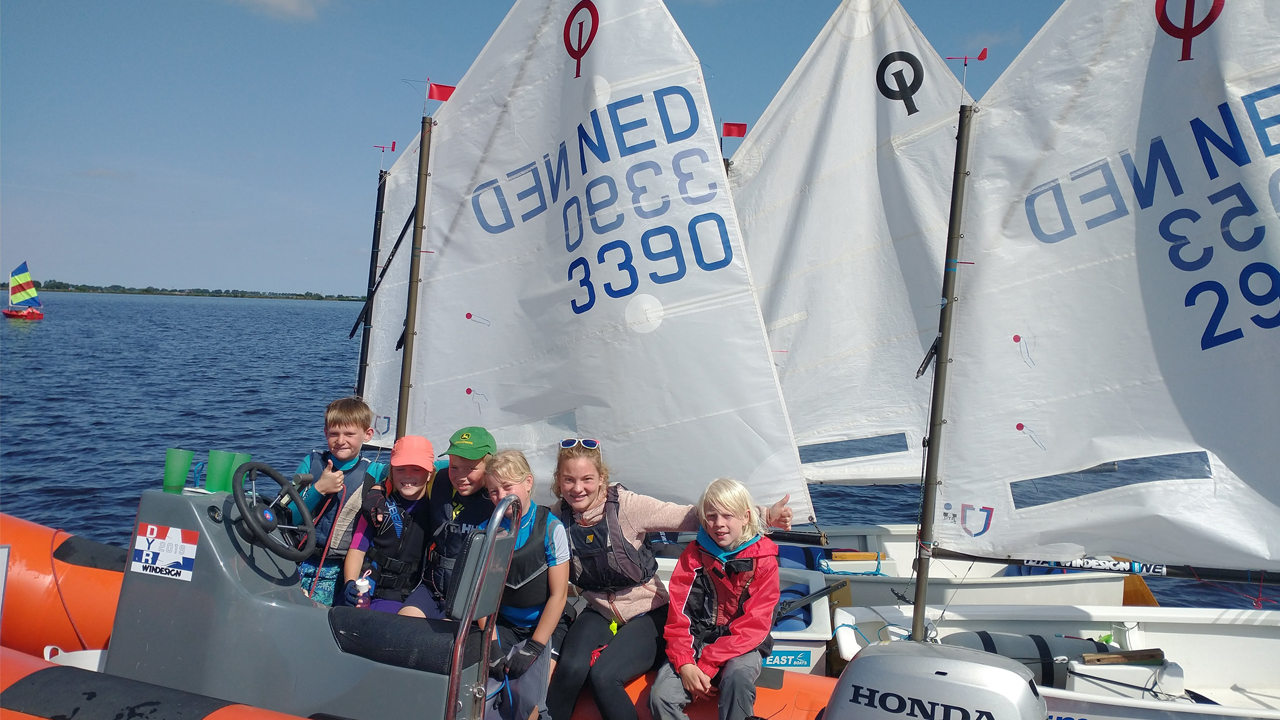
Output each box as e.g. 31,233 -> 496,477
944,47 -> 987,92
374,141 -> 396,170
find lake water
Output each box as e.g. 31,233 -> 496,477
1,292 -> 1271,610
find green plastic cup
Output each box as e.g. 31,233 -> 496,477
163,448 -> 195,494
230,453 -> 252,487
206,450 -> 238,493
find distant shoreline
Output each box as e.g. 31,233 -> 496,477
1,281 -> 363,302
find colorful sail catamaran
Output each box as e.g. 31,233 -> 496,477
3,263 -> 45,320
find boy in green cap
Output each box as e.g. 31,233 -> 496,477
399,426 -> 497,620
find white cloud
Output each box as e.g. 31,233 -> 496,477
229,0 -> 328,21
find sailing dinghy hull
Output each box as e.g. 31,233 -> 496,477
1,308 -> 43,320
833,605 -> 1280,718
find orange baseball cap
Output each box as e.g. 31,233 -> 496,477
390,435 -> 435,469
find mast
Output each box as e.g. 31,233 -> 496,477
356,169 -> 389,397
911,104 -> 974,641
396,116 -> 432,440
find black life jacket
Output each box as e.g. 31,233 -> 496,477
500,506 -> 552,610
555,484 -> 657,594
686,554 -> 774,657
361,492 -> 433,602
425,467 -> 494,599
307,450 -> 372,558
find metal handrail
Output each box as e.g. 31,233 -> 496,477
445,493 -> 521,720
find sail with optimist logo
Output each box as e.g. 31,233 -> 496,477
935,0 -> 1280,571
359,0 -> 813,517
729,0 -> 969,485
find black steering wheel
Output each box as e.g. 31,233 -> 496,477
232,462 -> 316,563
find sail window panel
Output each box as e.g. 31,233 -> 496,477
1010,451 -> 1212,509
798,433 -> 910,464
808,483 -> 920,525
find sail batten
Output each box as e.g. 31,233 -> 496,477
938,0 -> 1280,570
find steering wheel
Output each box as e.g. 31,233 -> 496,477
232,462 -> 316,563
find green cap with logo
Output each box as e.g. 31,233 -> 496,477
447,426 -> 496,460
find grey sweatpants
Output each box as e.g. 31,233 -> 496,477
650,654 -> 762,720
484,638 -> 552,720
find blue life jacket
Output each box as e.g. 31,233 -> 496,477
307,450 -> 373,558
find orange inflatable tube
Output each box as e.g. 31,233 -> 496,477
0,514 -> 124,656
572,670 -> 836,720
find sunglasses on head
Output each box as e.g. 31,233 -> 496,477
559,438 -> 600,450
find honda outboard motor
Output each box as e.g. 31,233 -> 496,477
824,643 -> 1045,720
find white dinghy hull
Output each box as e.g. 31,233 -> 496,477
833,604 -> 1280,719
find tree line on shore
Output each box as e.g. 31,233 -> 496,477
1,279 -> 364,302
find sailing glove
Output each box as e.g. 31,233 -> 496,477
488,638 -> 508,680
505,639 -> 545,679
364,487 -> 390,529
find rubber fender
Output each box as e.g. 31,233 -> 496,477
569,668 -> 836,720
0,514 -> 124,656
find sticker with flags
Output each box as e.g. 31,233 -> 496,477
130,523 -> 199,581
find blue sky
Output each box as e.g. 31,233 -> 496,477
1,0 -> 1061,295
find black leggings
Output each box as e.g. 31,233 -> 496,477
546,604 -> 669,720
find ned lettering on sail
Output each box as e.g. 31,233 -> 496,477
469,84 -> 735,318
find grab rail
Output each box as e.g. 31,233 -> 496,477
445,493 -> 521,720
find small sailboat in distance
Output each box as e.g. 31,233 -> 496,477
3,262 -> 45,320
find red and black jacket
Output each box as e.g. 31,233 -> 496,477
664,534 -> 780,678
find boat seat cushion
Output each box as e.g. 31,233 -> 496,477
328,607 -> 482,675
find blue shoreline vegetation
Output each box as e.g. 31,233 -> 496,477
0,279 -> 363,302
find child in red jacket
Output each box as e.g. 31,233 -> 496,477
651,478 -> 780,720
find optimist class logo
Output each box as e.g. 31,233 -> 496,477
876,51 -> 925,116
1155,0 -> 1224,62
130,523 -> 199,581
564,0 -> 599,79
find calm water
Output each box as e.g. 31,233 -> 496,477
1,292 -> 1271,610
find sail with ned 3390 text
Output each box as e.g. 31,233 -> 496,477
392,0 -> 813,515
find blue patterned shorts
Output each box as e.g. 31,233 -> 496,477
299,557 -> 344,606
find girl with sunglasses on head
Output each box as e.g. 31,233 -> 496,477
545,439 -> 792,720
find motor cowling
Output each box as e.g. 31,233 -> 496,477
824,642 -> 1045,720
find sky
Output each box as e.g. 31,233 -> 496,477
0,0 -> 1062,295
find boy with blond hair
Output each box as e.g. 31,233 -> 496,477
291,396 -> 387,605
651,478 -> 780,720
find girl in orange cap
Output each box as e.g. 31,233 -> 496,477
341,435 -> 436,612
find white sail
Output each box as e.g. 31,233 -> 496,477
729,0 -> 969,485
938,0 -> 1280,569
361,132 -> 421,447
400,0 -> 813,516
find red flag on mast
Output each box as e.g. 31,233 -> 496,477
721,122 -> 747,138
428,83 -> 456,101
